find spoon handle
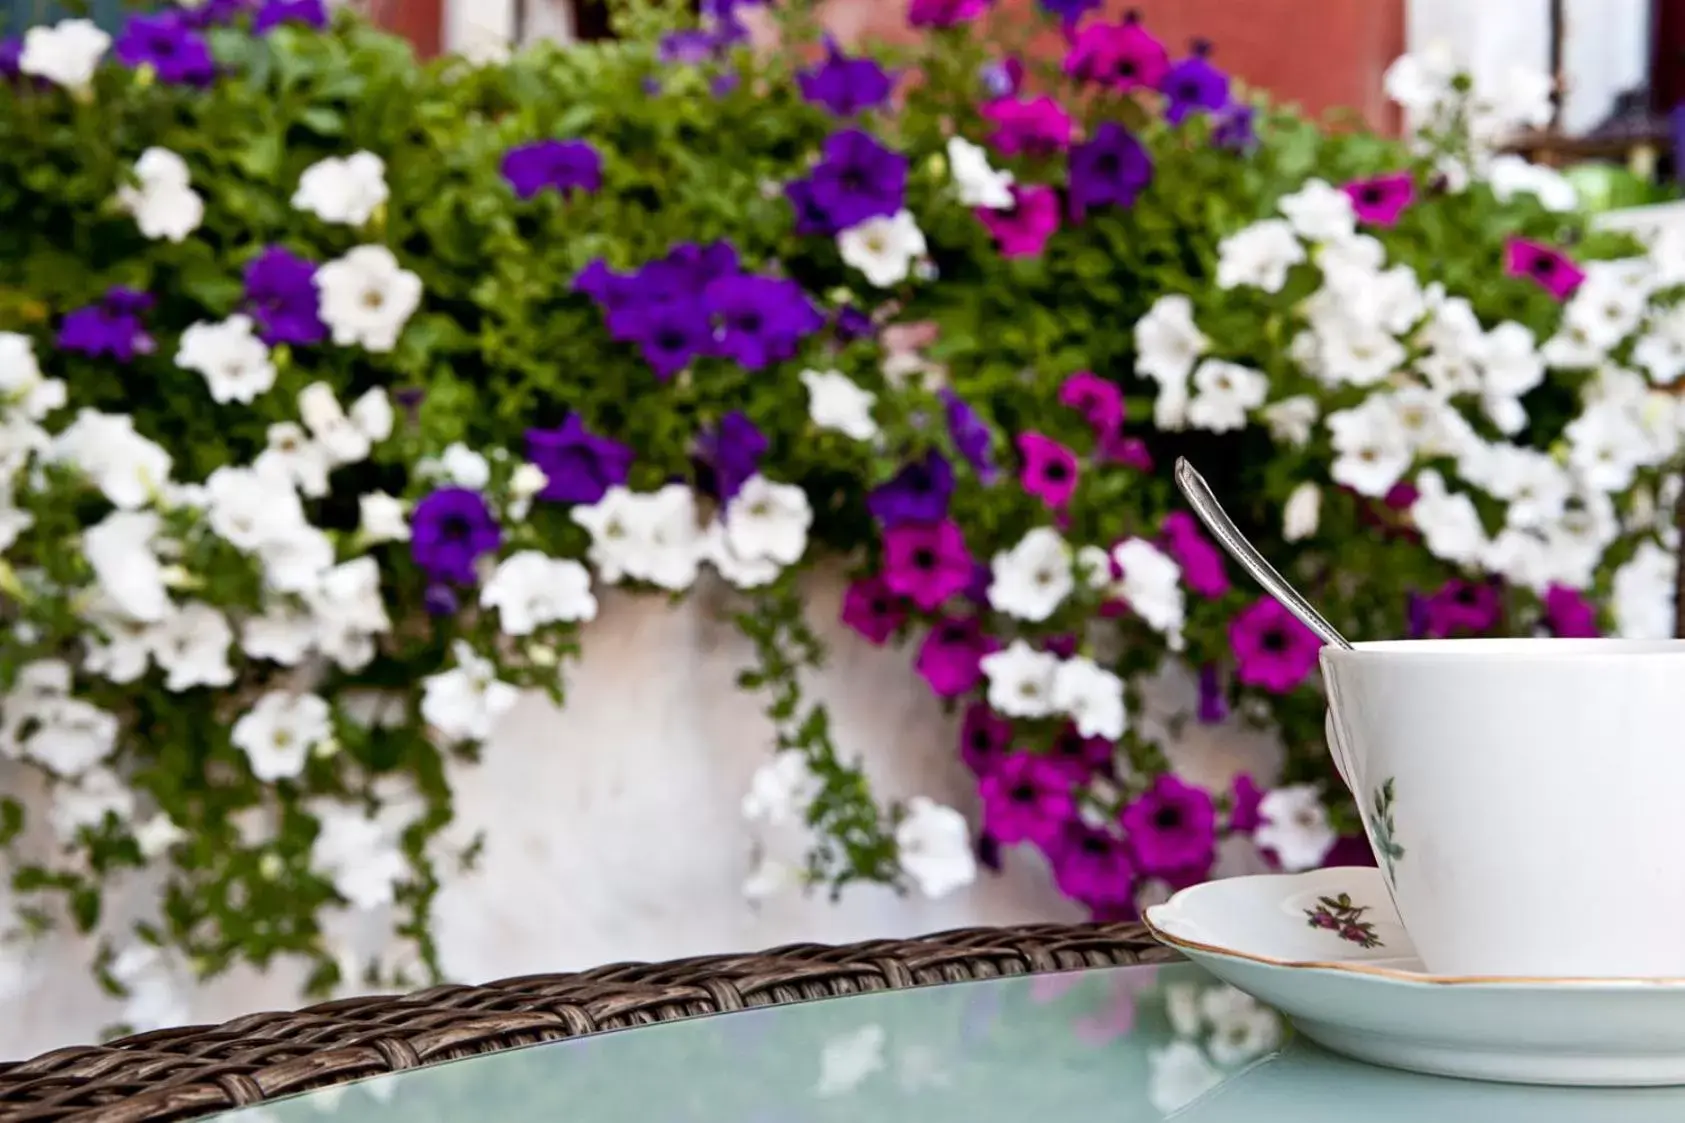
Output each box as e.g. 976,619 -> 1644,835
1173,458 -> 1355,651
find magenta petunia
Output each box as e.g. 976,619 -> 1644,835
1049,823 -> 1137,911
1120,773 -> 1217,876
979,753 -> 1076,846
959,702 -> 1014,776
1098,431 -> 1154,471
1058,370 -> 1125,435
1228,773 -> 1263,833
881,520 -> 974,610
1017,432 -> 1080,509
977,184 -> 1061,258
1161,511 -> 1230,598
980,95 -> 1075,156
1505,238 -> 1585,301
1423,578 -> 1503,638
908,0 -> 991,27
841,575 -> 907,645
915,615 -> 1001,697
1064,17 -> 1170,92
1342,172 -> 1415,226
1543,583 -> 1600,637
1047,723 -> 1114,782
1230,597 -> 1323,693
1383,480 -> 1420,510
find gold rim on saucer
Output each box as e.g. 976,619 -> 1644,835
1142,909 -> 1685,988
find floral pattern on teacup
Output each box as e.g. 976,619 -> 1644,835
1304,892 -> 1383,949
1369,778 -> 1405,886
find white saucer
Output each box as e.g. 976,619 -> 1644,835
1145,867 -> 1685,1087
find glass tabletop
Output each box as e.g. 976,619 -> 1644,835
219,962 -> 1685,1122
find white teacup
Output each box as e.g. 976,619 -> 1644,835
1320,637 -> 1685,979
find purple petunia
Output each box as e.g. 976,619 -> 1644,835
842,574 -> 907,645
868,450 -> 955,526
1198,664 -> 1229,724
1505,238 -> 1584,301
1037,0 -> 1103,23
1230,597 -> 1323,693
979,753 -> 1075,847
1159,45 -> 1231,125
115,12 -> 217,86
253,0 -> 329,33
618,300 -> 716,379
695,410 -> 767,503
526,416 -> 635,506
410,488 -> 501,585
915,615 -> 999,697
959,702 -> 1013,776
423,583 -> 460,617
1228,773 -> 1262,833
178,0 -> 256,28
659,27 -> 727,65
0,36 -> 22,81
979,57 -> 1024,99
940,390 -> 998,484
833,304 -> 874,341
641,241 -> 741,301
1049,824 -> 1137,912
1120,774 -> 1216,877
57,287 -> 154,362
704,274 -> 824,370
1212,103 -> 1258,151
1067,122 -> 1154,216
798,38 -> 894,117
881,520 -> 974,611
787,128 -> 908,234
501,139 -> 604,201
244,246 -> 327,346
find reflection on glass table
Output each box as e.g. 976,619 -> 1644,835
219,962 -> 1685,1122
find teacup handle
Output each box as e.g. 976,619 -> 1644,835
1323,709 -> 1360,797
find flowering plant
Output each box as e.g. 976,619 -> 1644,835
0,0 -> 1680,1031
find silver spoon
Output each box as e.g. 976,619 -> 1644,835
1173,457 -> 1354,651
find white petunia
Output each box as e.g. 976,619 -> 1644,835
306,558 -> 391,671
1201,986 -> 1285,1065
1476,321 -> 1545,435
1147,1041 -> 1224,1115
150,603 -> 235,692
82,510 -> 171,623
838,210 -> 927,288
254,422 -> 333,497
1563,271 -> 1650,352
1383,44 -> 1458,117
176,315 -> 276,404
1484,154 -> 1577,212
231,691 -> 333,782
742,749 -> 821,826
1382,384 -> 1474,459
1566,402 -> 1651,493
980,639 -> 1061,718
297,382 -> 391,466
723,475 -> 812,567
703,521 -> 784,589
203,463 -> 308,551
1613,540 -> 1677,639
572,484 -> 703,592
0,332 -> 64,423
1253,785 -> 1337,872
19,19 -> 110,92
258,525 -> 335,594
1051,656 -> 1127,741
292,152 -> 389,227
358,491 -> 410,543
134,813 -> 188,859
1215,219 -> 1306,293
21,696 -> 119,776
240,606 -> 317,665
48,767 -> 136,842
49,409 -> 172,510
1471,64 -> 1555,133
81,598 -> 156,683
1411,470 -> 1488,565
1186,360 -> 1267,432
894,797 -> 978,898
116,148 -> 204,243
1326,397 -> 1411,497
988,527 -> 1074,623
316,245 -> 423,353
0,492 -> 30,554
1634,305 -> 1685,385
310,802 -> 410,910
1463,443 -> 1569,529
800,368 -> 879,440
1282,482 -> 1320,542
480,551 -> 597,636
1311,321 -> 1406,389
420,642 -> 520,743
1134,295 -> 1209,396
1261,396 -> 1318,447
946,136 -> 1014,209
1111,538 -> 1186,647
418,441 -> 492,489
1277,178 -> 1355,242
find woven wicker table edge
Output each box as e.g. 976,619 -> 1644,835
0,921 -> 1179,1123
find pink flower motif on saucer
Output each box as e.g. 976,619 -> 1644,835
1304,892 -> 1383,949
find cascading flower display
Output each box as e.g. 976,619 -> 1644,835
0,0 -> 1678,1043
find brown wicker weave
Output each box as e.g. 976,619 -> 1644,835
0,921 -> 1178,1123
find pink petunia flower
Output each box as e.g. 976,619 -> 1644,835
882,520 -> 975,610
977,184 -> 1061,258
1230,596 -> 1323,693
841,574 -> 907,645
915,615 -> 1001,697
980,95 -> 1075,156
1058,370 -> 1125,435
1505,237 -> 1585,300
1017,431 -> 1081,508
1342,172 -> 1415,226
